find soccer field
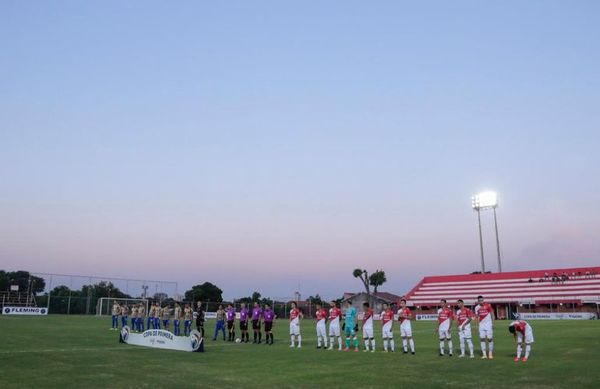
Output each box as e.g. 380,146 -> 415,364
0,316 -> 598,388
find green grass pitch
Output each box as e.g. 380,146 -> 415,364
1,315 -> 599,388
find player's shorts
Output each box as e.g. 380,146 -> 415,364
240,321 -> 248,331
458,324 -> 472,339
227,320 -> 234,330
316,322 -> 327,337
400,322 -> 412,337
344,323 -> 356,337
362,325 -> 374,338
382,322 -> 393,338
264,321 -> 273,332
479,326 -> 493,339
329,324 -> 340,337
438,328 -> 451,339
289,322 -> 300,336
252,319 -> 261,330
517,326 -> 534,344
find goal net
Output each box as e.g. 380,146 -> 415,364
96,297 -> 149,316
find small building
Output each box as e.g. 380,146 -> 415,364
342,291 -> 403,312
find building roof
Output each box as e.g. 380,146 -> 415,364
404,266 -> 600,306
343,291 -> 403,303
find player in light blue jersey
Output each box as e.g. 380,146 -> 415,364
343,300 -> 359,352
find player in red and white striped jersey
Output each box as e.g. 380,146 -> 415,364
509,320 -> 534,362
436,299 -> 454,357
327,301 -> 343,350
474,295 -> 495,359
397,299 -> 415,354
289,302 -> 303,348
315,303 -> 328,349
381,303 -> 395,352
455,299 -> 475,358
361,302 -> 375,352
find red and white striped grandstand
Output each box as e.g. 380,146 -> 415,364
405,266 -> 600,307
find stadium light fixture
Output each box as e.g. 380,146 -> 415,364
471,191 -> 503,273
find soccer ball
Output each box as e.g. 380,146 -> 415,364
235,338 -> 241,343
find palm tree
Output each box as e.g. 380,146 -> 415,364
353,269 -> 371,306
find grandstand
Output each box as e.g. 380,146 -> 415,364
404,266 -> 600,318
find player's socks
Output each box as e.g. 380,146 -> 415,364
460,339 -> 465,355
516,344 -> 522,358
371,338 -> 375,351
439,341 -> 445,355
480,341 -> 487,356
383,339 -> 388,351
329,337 -> 334,349
298,335 -> 302,347
389,339 -> 395,352
525,345 -> 531,358
467,339 -> 474,356
338,337 -> 342,350
345,337 -> 351,348
353,336 -> 358,348
448,340 -> 453,355
402,338 -> 408,352
290,335 -> 295,347
409,339 -> 415,353
364,340 -> 369,350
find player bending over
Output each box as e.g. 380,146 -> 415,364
343,300 -> 359,352
327,301 -> 343,351
289,302 -> 303,348
509,320 -> 534,362
239,303 -> 249,343
455,299 -> 475,358
381,302 -> 395,352
362,302 -> 375,352
315,303 -> 328,349
263,304 -> 275,345
398,299 -> 415,354
475,295 -> 495,359
436,299 -> 454,356
251,302 -> 263,343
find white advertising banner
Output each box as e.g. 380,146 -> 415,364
415,314 -> 438,321
516,312 -> 597,320
120,326 -> 204,352
3,306 -> 48,315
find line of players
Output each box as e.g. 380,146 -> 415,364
110,294 -> 534,361
296,295 -> 533,362
111,301 -> 198,336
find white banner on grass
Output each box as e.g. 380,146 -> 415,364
415,314 -> 438,321
2,306 -> 48,315
516,312 -> 597,320
120,326 -> 204,352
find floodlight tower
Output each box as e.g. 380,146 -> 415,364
471,191 -> 503,273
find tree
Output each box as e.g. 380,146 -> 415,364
369,270 -> 387,295
184,282 -> 223,303
308,294 -> 323,306
0,270 -> 45,293
353,268 -> 371,304
251,291 -> 261,302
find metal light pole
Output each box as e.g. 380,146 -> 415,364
476,208 -> 486,273
472,191 -> 502,273
493,207 -> 502,272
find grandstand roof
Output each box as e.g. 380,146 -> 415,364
404,266 -> 600,306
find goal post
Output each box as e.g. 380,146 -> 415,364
96,297 -> 149,316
